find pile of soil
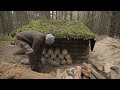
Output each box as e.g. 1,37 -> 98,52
90,35 -> 120,79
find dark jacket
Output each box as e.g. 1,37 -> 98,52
16,31 -> 46,47
16,31 -> 46,72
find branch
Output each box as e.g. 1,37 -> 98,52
106,11 -> 112,18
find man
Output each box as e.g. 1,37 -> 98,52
14,31 -> 55,72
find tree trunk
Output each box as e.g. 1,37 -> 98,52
0,11 -> 6,35
83,63 -> 106,79
56,11 -> 57,20
6,11 -> 14,35
64,11 -> 67,20
109,11 -> 117,37
74,66 -> 81,79
13,11 -> 29,29
90,59 -> 104,71
51,11 -> 54,20
77,11 -> 80,20
70,11 -> 73,20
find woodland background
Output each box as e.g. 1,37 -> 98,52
0,11 -> 119,38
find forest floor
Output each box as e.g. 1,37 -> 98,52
0,34 -> 120,79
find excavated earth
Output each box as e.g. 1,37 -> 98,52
0,35 -> 120,79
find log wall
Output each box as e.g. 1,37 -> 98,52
44,38 -> 89,63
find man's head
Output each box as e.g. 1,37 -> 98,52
45,34 -> 55,44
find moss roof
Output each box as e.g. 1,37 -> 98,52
11,20 -> 95,39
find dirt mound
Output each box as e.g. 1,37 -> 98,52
90,36 -> 120,64
0,61 -> 56,79
90,36 -> 120,79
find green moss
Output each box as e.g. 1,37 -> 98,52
0,35 -> 13,48
0,36 -> 12,42
11,20 -> 95,39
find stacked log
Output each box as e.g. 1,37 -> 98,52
48,38 -> 89,62
44,53 -> 50,59
50,54 -> 56,59
65,54 -> 72,64
42,48 -> 46,54
60,59 -> 67,65
54,48 -> 60,55
58,54 -> 64,60
41,57 -> 47,64
48,49 -> 53,55
48,59 -> 60,67
62,49 -> 68,56
41,48 -> 73,67
56,60 -> 112,79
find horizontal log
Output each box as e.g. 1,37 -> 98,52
65,54 -> 71,59
81,65 -> 96,79
68,49 -> 89,52
88,64 -> 111,79
56,69 -> 63,79
82,75 -> 89,79
103,63 -> 111,73
54,57 -> 60,63
60,59 -> 67,65
54,49 -> 61,55
48,49 -> 53,55
71,55 -> 89,60
50,54 -> 57,59
96,70 -> 111,79
55,39 -> 89,43
49,60 -> 60,67
42,49 -> 46,54
90,59 -> 104,71
62,49 -> 68,56
50,44 -> 89,48
58,54 -> 64,59
69,52 -> 89,56
41,57 -> 47,64
74,66 -> 82,79
53,43 -> 89,47
75,59 -> 89,64
66,59 -> 72,65
81,68 -> 91,77
44,53 -> 50,59
89,73 -> 96,79
83,63 -> 106,79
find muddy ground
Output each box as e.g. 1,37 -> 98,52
0,35 -> 120,79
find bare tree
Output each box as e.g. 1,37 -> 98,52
70,11 -> 73,20
0,11 -> 13,35
41,11 -> 50,20
109,11 -> 117,37
51,11 -> 54,20
56,11 -> 57,20
77,11 -> 80,20
0,11 -> 6,35
64,11 -> 67,20
6,11 -> 14,35
13,11 -> 29,29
